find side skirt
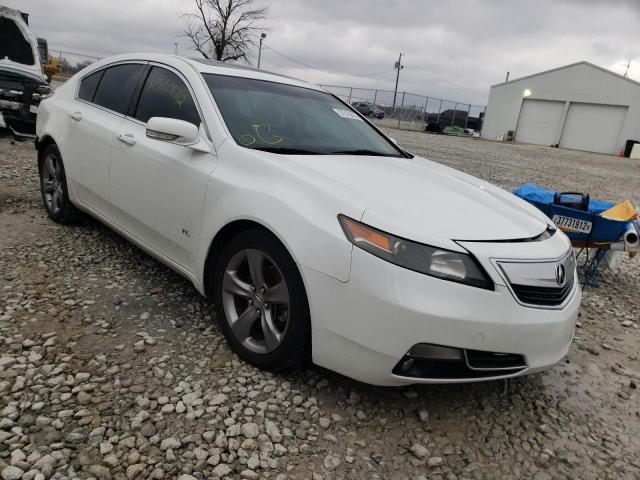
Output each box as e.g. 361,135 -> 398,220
70,194 -> 206,296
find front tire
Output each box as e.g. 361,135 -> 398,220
213,229 -> 311,371
39,144 -> 82,224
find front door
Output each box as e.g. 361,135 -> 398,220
109,65 -> 217,270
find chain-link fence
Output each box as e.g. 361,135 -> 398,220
320,85 -> 486,134
46,49 -> 102,78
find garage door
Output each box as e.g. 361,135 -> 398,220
560,103 -> 627,155
515,99 -> 565,146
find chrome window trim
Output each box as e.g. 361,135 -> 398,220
493,248 -> 579,310
74,60 -> 149,118
74,59 -> 213,147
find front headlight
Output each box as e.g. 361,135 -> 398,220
339,215 -> 493,290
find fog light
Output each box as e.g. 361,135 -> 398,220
400,358 -> 415,373
408,344 -> 463,360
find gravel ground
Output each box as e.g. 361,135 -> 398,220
1,132 -> 639,480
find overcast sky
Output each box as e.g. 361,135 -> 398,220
14,0 -> 640,106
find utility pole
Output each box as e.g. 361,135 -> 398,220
624,59 -> 631,77
258,33 -> 267,69
174,42 -> 178,55
505,71 -> 510,82
392,53 -> 403,110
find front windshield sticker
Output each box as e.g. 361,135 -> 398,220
332,108 -> 363,121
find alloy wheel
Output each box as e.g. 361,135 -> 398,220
221,248 -> 291,354
42,153 -> 64,215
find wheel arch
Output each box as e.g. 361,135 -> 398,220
202,219 -> 306,299
35,134 -> 58,169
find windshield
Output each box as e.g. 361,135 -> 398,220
203,74 -> 402,157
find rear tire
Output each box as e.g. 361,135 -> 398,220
212,229 -> 311,371
38,144 -> 82,224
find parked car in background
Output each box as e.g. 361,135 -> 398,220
352,101 -> 384,119
0,5 -> 51,137
36,54 -> 580,386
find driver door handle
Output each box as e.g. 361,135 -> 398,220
68,111 -> 82,121
116,133 -> 136,146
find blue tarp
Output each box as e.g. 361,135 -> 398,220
513,183 -> 628,243
513,183 -> 614,214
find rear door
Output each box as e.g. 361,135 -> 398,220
109,64 -> 217,270
62,63 -> 146,217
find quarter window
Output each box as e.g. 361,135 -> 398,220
134,67 -> 200,126
92,64 -> 145,114
78,70 -> 104,102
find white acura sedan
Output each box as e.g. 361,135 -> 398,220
35,54 -> 580,385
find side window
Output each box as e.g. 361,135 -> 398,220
134,67 -> 200,126
92,64 -> 145,114
78,70 -> 104,102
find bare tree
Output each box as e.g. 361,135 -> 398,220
182,0 -> 267,63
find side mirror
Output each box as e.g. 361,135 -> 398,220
146,117 -> 199,144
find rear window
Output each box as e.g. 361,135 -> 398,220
0,17 -> 34,65
78,70 -> 104,102
92,64 -> 144,114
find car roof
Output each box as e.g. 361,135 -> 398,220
90,53 -> 325,92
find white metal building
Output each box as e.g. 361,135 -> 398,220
481,62 -> 640,155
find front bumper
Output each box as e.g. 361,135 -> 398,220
304,245 -> 580,386
0,72 -> 49,137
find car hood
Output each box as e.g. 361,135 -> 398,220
0,6 -> 46,83
0,64 -> 46,84
286,153 -> 549,245
0,63 -> 45,82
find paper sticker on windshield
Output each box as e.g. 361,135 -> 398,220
333,108 -> 363,121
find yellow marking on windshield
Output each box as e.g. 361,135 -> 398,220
239,134 -> 256,145
251,123 -> 286,145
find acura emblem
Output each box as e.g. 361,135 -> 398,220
555,263 -> 566,287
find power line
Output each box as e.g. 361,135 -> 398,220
263,45 -> 395,78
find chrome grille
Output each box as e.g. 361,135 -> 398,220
511,281 -> 574,306
497,250 -> 576,308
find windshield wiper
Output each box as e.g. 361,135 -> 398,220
330,149 -> 390,156
251,146 -> 320,155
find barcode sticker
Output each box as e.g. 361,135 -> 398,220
333,108 -> 363,120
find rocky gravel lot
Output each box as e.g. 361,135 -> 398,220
1,132 -> 639,480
